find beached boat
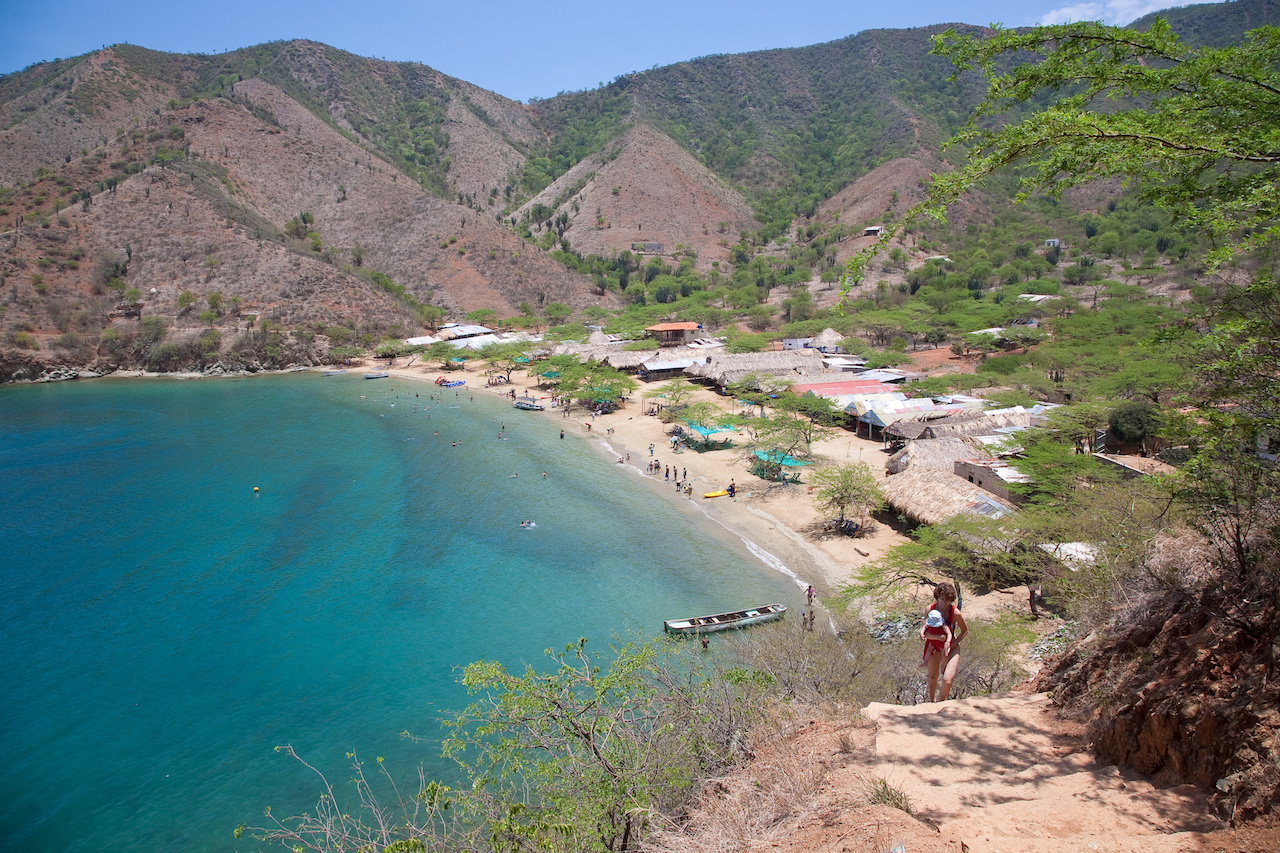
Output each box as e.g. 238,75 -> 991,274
514,396 -> 545,411
363,371 -> 389,379
703,489 -> 729,498
322,369 -> 347,376
663,603 -> 787,634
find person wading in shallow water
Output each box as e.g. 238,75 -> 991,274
923,582 -> 967,703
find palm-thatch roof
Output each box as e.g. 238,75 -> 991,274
885,437 -> 983,475
879,467 -> 1017,525
601,350 -> 657,370
684,350 -> 825,387
883,410 -> 1035,441
812,328 -> 846,349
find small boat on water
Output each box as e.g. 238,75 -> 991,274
322,369 -> 347,376
663,603 -> 787,634
363,371 -> 390,379
514,395 -> 545,411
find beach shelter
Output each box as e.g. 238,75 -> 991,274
751,449 -> 810,482
752,450 -> 810,467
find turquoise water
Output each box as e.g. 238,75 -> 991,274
0,374 -> 801,852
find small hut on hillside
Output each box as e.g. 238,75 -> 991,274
811,328 -> 847,353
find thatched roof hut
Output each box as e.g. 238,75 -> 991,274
684,350 -> 825,389
883,410 -> 1036,441
885,437 -> 982,475
812,328 -> 846,351
879,467 -> 1017,525
601,350 -> 657,370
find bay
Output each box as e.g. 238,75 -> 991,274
0,374 -> 801,852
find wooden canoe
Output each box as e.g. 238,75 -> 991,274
663,603 -> 787,634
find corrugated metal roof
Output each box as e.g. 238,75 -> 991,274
438,324 -> 493,339
642,359 -> 697,371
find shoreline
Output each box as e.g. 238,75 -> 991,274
13,356 -> 909,609
20,357 -> 1041,628
352,357 -> 913,609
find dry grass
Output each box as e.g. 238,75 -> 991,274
639,717 -> 827,853
864,776 -> 914,815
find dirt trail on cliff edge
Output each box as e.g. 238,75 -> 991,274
862,692 -> 1221,852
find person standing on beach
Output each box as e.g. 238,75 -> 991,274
649,444 -> 654,456
806,585 -> 814,606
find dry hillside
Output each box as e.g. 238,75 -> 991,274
516,124 -> 759,270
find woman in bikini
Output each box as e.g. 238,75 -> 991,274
922,582 -> 967,703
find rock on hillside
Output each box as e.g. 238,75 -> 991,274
516,124 -> 758,271
1036,575 -> 1280,823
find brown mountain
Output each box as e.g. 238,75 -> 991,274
516,124 -> 758,270
4,0 -> 1279,378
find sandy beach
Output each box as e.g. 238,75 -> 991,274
340,356 -> 912,610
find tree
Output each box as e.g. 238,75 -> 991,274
465,308 -> 498,327
843,514 -> 1041,602
327,344 -> 364,363
752,401 -> 835,460
543,302 -> 572,326
1040,401 -> 1113,455
444,638 -> 759,853
1108,401 -> 1162,449
426,341 -> 458,369
477,341 -> 529,382
207,291 -> 225,316
415,304 -> 446,331
177,291 -> 196,314
809,462 -> 885,526
679,400 -> 739,439
248,638 -> 768,853
726,372 -> 790,417
930,20 -> 1280,270
642,378 -> 696,417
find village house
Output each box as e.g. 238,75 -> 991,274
646,322 -> 702,347
954,458 -> 1032,504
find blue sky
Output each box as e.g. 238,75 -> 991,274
1,0 -> 1182,102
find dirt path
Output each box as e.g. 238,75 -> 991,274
863,693 -> 1221,852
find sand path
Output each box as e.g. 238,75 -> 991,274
863,693 -> 1221,852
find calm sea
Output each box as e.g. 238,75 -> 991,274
0,373 -> 801,852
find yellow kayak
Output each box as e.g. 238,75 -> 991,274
703,490 -> 729,498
